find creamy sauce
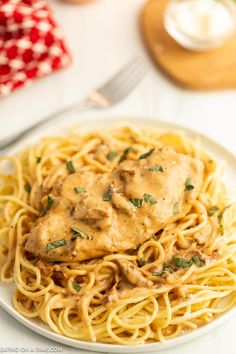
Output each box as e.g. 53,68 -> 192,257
164,0 -> 235,50
168,0 -> 234,40
25,147 -> 204,262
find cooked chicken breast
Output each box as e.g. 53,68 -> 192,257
25,147 -> 204,262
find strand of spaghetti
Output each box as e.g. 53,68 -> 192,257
44,294 -> 64,334
13,290 -> 41,318
180,200 -> 208,236
208,162 -> 226,205
191,267 -> 236,283
13,214 -> 43,291
0,156 -> 24,199
184,321 -> 198,329
161,292 -> 172,328
156,327 -> 165,342
104,254 -> 137,261
184,284 -> 236,291
57,310 -> 86,340
171,301 -> 234,325
106,302 -> 152,345
138,240 -> 165,266
82,155 -> 110,173
113,296 -> 158,330
155,324 -> 183,341
14,250 -> 42,291
17,278 -> 55,298
0,209 -> 28,282
94,261 -> 119,274
81,272 -> 95,293
0,196 -> 39,215
171,290 -> 232,314
80,293 -> 97,342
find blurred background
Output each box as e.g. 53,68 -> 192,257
0,0 -> 236,154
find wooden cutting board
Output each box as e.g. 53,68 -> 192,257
140,0 -> 236,90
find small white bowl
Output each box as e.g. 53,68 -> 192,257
164,0 -> 236,51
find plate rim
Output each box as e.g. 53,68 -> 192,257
1,114 -> 236,353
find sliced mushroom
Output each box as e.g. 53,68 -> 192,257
117,259 -> 153,288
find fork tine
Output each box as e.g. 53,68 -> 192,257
98,57 -> 141,92
98,57 -> 148,103
106,60 -> 147,93
0,58 -> 149,151
111,62 -> 148,97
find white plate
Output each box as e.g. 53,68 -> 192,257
1,114 -> 236,353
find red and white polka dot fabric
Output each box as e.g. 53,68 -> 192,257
0,0 -> 71,96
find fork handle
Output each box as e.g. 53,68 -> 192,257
0,99 -> 98,152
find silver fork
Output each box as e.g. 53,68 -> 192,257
0,57 -> 148,151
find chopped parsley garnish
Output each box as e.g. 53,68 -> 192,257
144,193 -> 157,205
136,243 -> 141,251
107,151 -> 118,161
152,271 -> 162,276
130,198 -> 143,208
42,195 -> 54,215
172,256 -> 192,268
103,188 -> 112,202
172,255 -> 203,268
138,258 -> 147,267
24,183 -> 31,193
163,263 -> 174,274
139,148 -> 155,160
72,280 -> 81,292
147,165 -> 163,172
192,255 -> 202,267
46,239 -> 66,252
66,160 -> 75,174
130,193 -> 157,207
219,224 -> 224,235
185,178 -> 195,191
208,205 -> 219,217
152,263 -> 173,276
119,147 -> 133,163
74,187 -> 86,194
71,227 -> 92,241
173,202 -> 179,215
218,205 -> 231,222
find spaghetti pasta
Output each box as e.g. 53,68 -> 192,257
0,124 -> 236,345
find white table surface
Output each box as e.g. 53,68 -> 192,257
0,0 -> 236,353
